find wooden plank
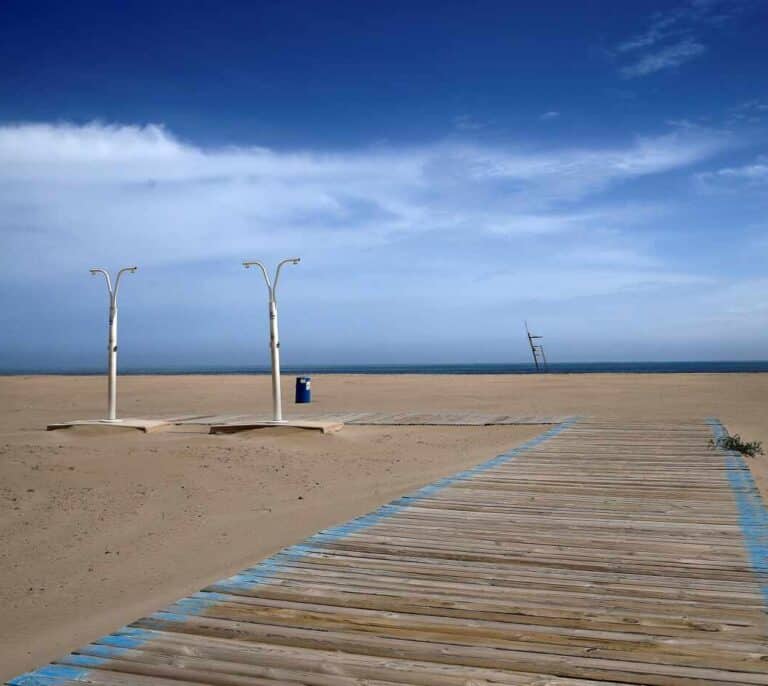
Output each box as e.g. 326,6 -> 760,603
171,412 -> 572,426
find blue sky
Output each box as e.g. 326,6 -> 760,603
1,0 -> 767,369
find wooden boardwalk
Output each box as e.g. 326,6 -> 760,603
172,411 -> 570,427
9,418 -> 768,686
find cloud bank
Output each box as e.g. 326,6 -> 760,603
0,121 -> 731,271
0,120 -> 762,367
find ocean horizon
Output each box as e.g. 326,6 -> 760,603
3,361 -> 768,376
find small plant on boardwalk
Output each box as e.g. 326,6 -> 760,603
709,433 -> 764,457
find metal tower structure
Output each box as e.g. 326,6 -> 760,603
525,321 -> 548,372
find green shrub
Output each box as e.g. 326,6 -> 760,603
709,433 -> 764,457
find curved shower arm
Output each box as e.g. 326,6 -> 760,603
89,268 -> 113,296
243,260 -> 274,299
273,258 -> 301,298
113,267 -> 138,300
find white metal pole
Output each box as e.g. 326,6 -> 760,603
269,295 -> 282,422
90,267 -> 137,422
243,258 -> 300,423
108,296 -> 118,420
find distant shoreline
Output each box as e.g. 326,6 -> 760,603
3,361 -> 768,375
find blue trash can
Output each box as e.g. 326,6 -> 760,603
295,376 -> 311,403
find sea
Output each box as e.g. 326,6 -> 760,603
5,361 -> 768,375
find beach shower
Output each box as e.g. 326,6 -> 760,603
89,266 -> 138,421
243,257 -> 301,423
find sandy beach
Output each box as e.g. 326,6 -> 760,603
1,372 -> 766,678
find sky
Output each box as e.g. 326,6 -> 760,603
0,0 -> 767,370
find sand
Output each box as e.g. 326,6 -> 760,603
1,372 -> 766,678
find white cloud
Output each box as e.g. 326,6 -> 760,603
539,111 -> 560,121
0,121 -> 733,308
485,205 -> 663,237
0,122 -> 730,270
696,155 -> 768,188
461,129 -> 730,204
0,122 -> 186,163
730,99 -> 768,123
620,39 -> 706,78
613,0 -> 752,78
616,13 -> 680,53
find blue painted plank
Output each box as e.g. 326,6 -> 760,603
707,418 -> 768,606
8,666 -> 92,686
